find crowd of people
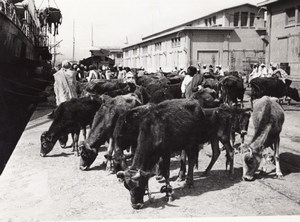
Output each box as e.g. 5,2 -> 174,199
180,64 -> 225,99
249,62 -> 288,83
49,60 -> 138,118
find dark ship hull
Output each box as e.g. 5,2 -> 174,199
0,2 -> 52,174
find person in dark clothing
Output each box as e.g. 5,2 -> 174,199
190,66 -> 205,95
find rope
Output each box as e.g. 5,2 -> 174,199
37,0 -> 45,10
53,0 -> 60,9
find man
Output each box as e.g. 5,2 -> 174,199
269,63 -> 289,84
124,71 -> 136,84
48,60 -> 77,119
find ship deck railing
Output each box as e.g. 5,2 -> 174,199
0,0 -> 49,48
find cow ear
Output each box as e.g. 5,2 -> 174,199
285,79 -> 292,86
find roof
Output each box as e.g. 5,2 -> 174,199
122,26 -> 235,50
142,3 -> 257,41
257,0 -> 280,7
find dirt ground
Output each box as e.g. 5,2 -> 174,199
0,99 -> 300,221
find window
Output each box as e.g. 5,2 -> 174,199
234,12 -> 239,26
116,53 -> 122,58
298,6 -> 300,23
241,12 -> 248,26
124,50 -> 128,57
171,37 -> 181,48
133,48 -> 137,55
205,19 -> 208,26
250,13 -> 255,26
286,7 -> 295,26
142,46 -> 148,54
213,16 -> 216,25
155,42 -> 161,51
209,18 -> 212,26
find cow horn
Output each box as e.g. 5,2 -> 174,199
132,170 -> 141,180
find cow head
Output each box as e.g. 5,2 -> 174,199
241,144 -> 262,181
286,87 -> 300,102
79,141 -> 98,170
40,131 -> 55,157
234,108 -> 251,136
117,169 -> 152,209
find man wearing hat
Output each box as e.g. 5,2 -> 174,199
258,63 -> 268,77
48,60 -> 78,119
53,60 -> 78,106
269,62 -> 288,83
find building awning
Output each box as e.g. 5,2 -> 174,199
257,0 -> 280,7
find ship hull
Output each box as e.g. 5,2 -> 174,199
0,11 -> 51,174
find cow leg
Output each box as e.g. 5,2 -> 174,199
274,137 -> 283,179
185,147 -> 198,187
203,138 -> 220,176
155,157 -> 164,181
177,150 -> 187,181
222,140 -> 234,176
82,126 -> 87,140
73,132 -> 79,156
159,155 -> 173,202
104,138 -> 114,172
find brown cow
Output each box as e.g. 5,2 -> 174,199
241,96 -> 285,181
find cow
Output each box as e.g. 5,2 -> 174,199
40,96 -> 103,157
220,75 -> 246,107
116,99 -> 207,209
81,79 -> 136,97
178,104 -> 236,183
112,88 -> 220,173
79,93 -> 141,171
231,109 -> 251,151
241,96 -> 285,181
250,77 -> 300,107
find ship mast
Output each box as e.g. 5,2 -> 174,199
72,20 -> 75,62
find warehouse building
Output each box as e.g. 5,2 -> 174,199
257,0 -> 300,87
123,3 -> 266,75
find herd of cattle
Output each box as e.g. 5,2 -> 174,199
40,71 -> 300,209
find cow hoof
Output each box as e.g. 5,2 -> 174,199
80,165 -> 89,171
276,174 -> 284,180
242,176 -> 254,182
165,196 -> 174,202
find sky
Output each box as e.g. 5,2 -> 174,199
35,0 -> 262,63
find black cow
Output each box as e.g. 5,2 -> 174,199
178,104 -> 236,183
220,75 -> 245,107
241,96 -> 285,181
117,99 -> 207,209
112,88 -> 220,172
40,96 -> 103,157
81,79 -> 136,97
79,93 -> 141,170
231,109 -> 251,151
250,77 -> 300,107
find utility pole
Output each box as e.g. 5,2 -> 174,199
91,23 -> 94,47
72,20 -> 75,62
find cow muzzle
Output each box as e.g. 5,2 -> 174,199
132,203 -> 144,210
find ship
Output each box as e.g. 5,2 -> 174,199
0,0 -> 54,174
